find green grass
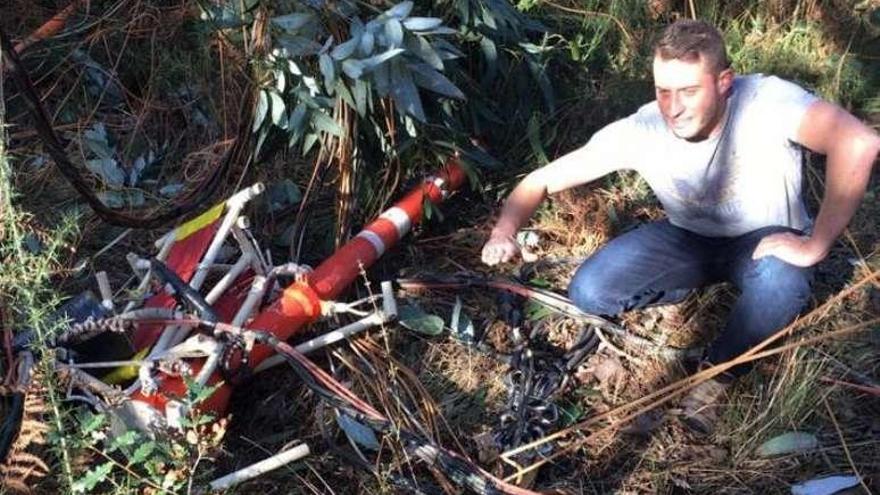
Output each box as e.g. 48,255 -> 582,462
1,110 -> 81,491
2,0 -> 879,493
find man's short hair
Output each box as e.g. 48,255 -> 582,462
653,19 -> 730,73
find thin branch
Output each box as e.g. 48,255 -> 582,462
538,0 -> 632,42
822,396 -> 873,495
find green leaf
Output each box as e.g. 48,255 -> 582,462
481,5 -> 498,29
160,183 -> 183,197
253,90 -> 268,132
526,54 -> 555,112
287,103 -> 308,146
358,30 -> 375,56
85,158 -> 125,187
331,35 -> 360,60
72,461 -> 114,493
372,62 -> 391,96
384,18 -> 404,47
279,35 -> 322,57
319,53 -> 335,88
479,37 -> 498,84
96,190 -> 122,208
422,196 -> 443,220
107,430 -> 139,454
342,59 -> 365,79
267,179 -> 302,212
378,1 -> 413,22
404,115 -> 418,137
200,4 -> 250,29
343,48 -> 404,80
527,113 -> 548,165
398,304 -> 444,335
269,91 -> 286,126
353,79 -> 369,116
757,432 -> 819,457
409,63 -> 465,99
301,75 -> 322,95
432,38 -> 464,60
128,441 -> 157,465
337,414 -> 380,450
406,36 -> 443,70
183,374 -> 223,406
402,17 -> 443,31
389,60 -> 425,122
362,48 -> 406,71
302,132 -> 320,156
275,69 -> 286,92
524,299 -> 553,321
272,12 -> 313,32
83,123 -> 115,159
312,111 -> 344,137
518,41 -> 553,55
559,401 -> 585,426
335,80 -> 355,110
79,412 -> 106,434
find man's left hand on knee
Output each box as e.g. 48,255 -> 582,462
751,232 -> 829,267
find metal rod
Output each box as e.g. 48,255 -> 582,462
253,311 -> 387,374
204,253 -> 253,304
208,443 -> 310,491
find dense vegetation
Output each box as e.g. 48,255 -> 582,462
1,0 -> 878,493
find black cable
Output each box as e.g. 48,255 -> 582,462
149,258 -> 219,323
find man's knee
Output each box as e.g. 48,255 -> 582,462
745,256 -> 812,309
568,259 -> 621,315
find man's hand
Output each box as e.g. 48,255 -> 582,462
751,232 -> 829,267
481,234 -> 522,266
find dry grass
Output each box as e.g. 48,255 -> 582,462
1,1 -> 878,493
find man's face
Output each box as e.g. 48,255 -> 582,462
653,55 -> 733,141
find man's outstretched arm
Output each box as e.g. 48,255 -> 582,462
482,144 -> 623,265
753,100 -> 880,266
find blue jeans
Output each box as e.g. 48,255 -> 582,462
568,221 -> 813,376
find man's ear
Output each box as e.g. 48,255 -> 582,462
717,68 -> 734,96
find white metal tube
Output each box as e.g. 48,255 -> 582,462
231,218 -> 267,276
253,312 -> 386,374
155,232 -> 176,261
230,275 -> 267,328
204,253 -> 253,305
296,312 -> 384,354
189,183 -> 264,291
130,186 -> 264,366
96,271 -> 114,311
209,443 -> 310,491
380,281 -> 397,320
195,348 -> 222,386
156,185 -> 264,352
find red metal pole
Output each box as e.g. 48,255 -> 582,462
129,159 -> 466,419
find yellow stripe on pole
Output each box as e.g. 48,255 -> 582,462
175,202 -> 225,241
102,348 -> 150,385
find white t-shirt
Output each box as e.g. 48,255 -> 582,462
582,74 -> 818,237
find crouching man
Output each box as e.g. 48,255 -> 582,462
481,19 -> 879,434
